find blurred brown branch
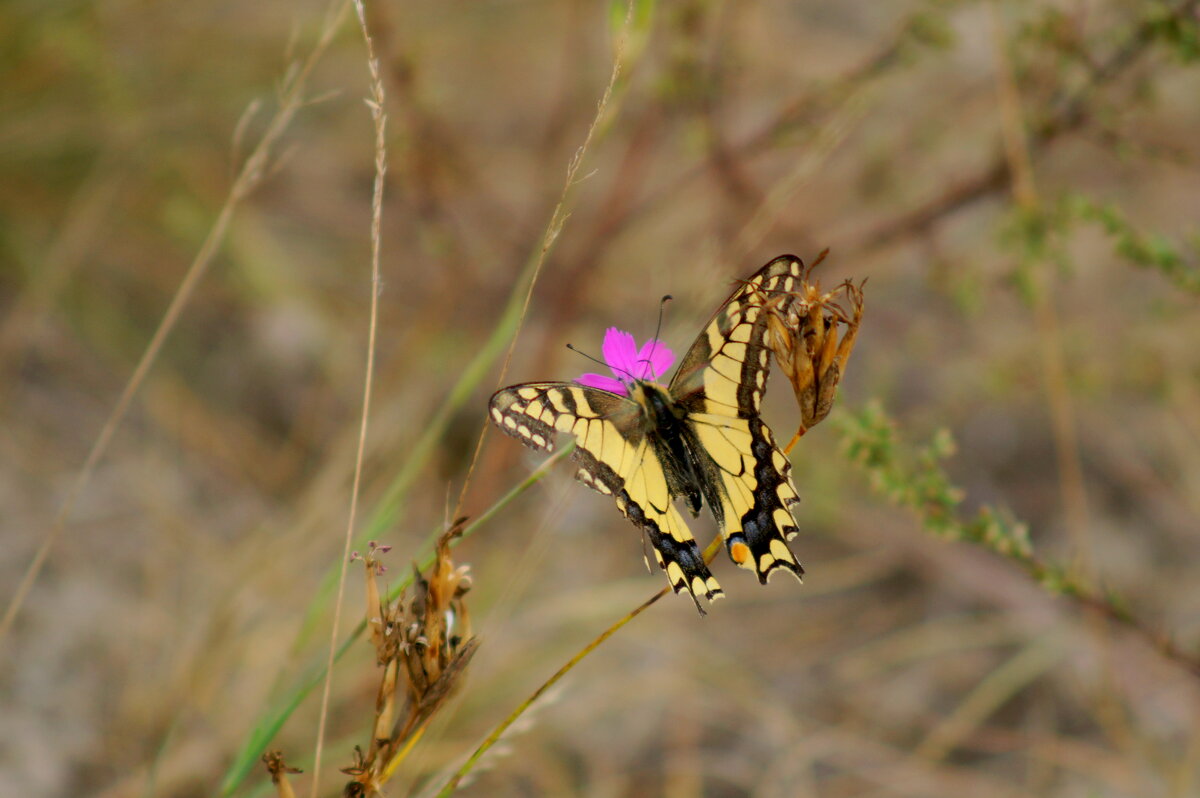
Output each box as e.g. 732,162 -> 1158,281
854,0 -> 1200,254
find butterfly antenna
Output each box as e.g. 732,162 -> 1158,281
802,247 -> 831,282
565,343 -> 638,381
639,294 -> 672,379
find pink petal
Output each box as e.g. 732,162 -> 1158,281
601,328 -> 640,382
576,373 -> 628,394
634,338 -> 675,380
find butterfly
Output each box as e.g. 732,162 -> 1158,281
488,256 -> 807,613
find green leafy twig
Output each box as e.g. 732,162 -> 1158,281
835,401 -> 1200,679
836,402 -> 1033,558
999,192 -> 1200,298
1144,0 -> 1200,62
1066,194 -> 1200,295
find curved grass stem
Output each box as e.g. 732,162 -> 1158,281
433,534 -> 725,797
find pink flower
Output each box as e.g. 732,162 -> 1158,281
576,327 -> 674,395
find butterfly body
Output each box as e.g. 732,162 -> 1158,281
629,380 -> 713,518
489,256 -> 808,612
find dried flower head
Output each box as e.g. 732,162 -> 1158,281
576,327 -> 675,395
341,519 -> 479,796
750,250 -> 865,452
262,751 -> 301,798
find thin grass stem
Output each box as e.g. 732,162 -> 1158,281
307,2 -> 388,794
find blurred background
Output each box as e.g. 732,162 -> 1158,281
3,0 -> 1199,796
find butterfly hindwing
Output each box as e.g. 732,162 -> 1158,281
489,383 -> 724,610
670,257 -> 805,584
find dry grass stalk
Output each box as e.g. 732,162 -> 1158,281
750,251 -> 866,453
0,1 -> 351,648
314,0 -> 390,790
341,521 -> 478,797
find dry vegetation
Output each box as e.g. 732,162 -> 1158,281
3,1 -> 1200,796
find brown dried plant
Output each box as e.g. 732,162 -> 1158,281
262,750 -> 301,798
750,250 -> 865,454
340,521 -> 479,797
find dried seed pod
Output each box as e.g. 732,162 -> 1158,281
749,250 -> 865,453
262,751 -> 301,798
342,519 -> 478,796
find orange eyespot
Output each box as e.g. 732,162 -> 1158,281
729,541 -> 750,564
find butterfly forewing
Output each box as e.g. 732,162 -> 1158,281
488,383 -> 724,611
